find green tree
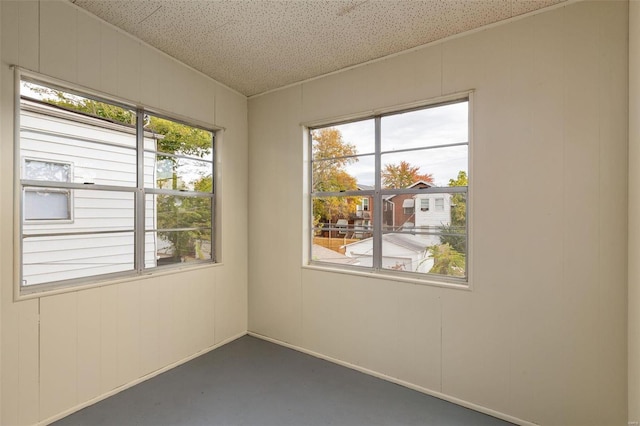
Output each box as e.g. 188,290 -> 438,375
312,128 -> 360,224
438,170 -> 468,253
428,243 -> 465,277
382,161 -> 434,188
156,176 -> 212,262
448,170 -> 468,227
26,83 -> 136,124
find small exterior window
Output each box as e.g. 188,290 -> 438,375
420,198 -> 429,212
23,160 -> 72,221
362,198 -> 369,211
435,198 -> 445,211
403,199 -> 414,215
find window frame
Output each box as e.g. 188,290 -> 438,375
306,94 -> 471,286
14,68 -> 219,297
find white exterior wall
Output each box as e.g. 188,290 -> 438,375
413,193 -> 451,229
249,2 -> 628,426
0,1 -> 248,425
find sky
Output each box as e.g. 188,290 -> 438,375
323,101 -> 468,187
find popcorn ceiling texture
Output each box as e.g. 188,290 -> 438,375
72,0 -> 566,97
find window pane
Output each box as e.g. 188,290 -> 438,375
148,155 -> 213,191
147,194 -> 212,231
381,101 -> 468,152
312,154 -> 374,192
312,195 -> 373,266
21,81 -> 138,187
21,81 -> 136,126
147,230 -> 212,265
23,189 -> 134,235
145,115 -> 213,162
381,145 -> 467,188
24,160 -> 70,182
146,193 -> 212,266
24,190 -> 70,220
22,231 -> 134,286
312,119 -> 374,161
20,110 -> 137,187
381,191 -> 466,278
22,187 -> 136,285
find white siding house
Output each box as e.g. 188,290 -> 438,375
413,193 -> 453,247
20,99 -> 158,286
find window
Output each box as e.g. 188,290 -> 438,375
402,199 -> 415,215
23,160 -> 72,221
309,97 -> 469,282
362,198 -> 369,211
17,72 -> 216,291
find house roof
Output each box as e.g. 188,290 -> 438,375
311,244 -> 359,265
343,233 -> 429,254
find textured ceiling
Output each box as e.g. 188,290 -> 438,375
71,0 -> 567,97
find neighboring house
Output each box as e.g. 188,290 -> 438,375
20,98 -> 159,285
387,180 -> 432,230
352,183 -> 395,239
382,180 -> 452,246
342,233 -> 433,273
412,192 -> 453,247
354,183 -> 373,238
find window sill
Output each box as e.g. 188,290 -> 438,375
15,262 -> 223,302
301,263 -> 471,291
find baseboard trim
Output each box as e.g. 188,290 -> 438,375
39,331 -> 248,426
248,331 -> 538,426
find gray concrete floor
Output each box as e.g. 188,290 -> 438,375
53,336 -> 514,426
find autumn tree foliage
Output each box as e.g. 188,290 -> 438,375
381,161 -> 434,188
311,128 -> 360,224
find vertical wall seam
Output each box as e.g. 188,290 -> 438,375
37,1 -> 40,73
439,296 -> 443,393
37,298 -> 41,423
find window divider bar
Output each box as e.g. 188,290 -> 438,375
311,186 -> 467,197
312,151 -> 375,163
135,108 -> 145,273
21,180 -> 139,192
23,229 -> 135,238
373,116 -> 382,271
150,227 -> 212,233
379,141 -> 468,156
143,149 -> 214,164
144,188 -> 215,197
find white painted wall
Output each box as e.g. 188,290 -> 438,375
0,1 -> 248,425
248,2 -> 628,425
